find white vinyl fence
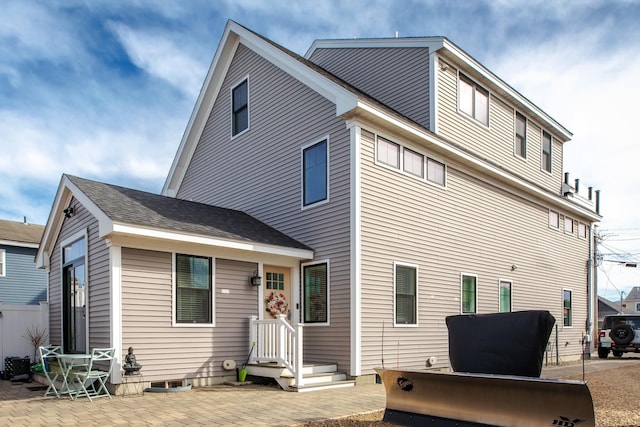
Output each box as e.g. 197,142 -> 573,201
0,302 -> 49,376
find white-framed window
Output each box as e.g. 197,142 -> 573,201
515,112 -> 527,159
377,136 -> 400,169
175,253 -> 214,325
231,78 -> 249,136
395,262 -> 418,325
499,280 -> 512,313
302,138 -> 329,207
403,148 -> 424,178
578,222 -> 588,239
542,131 -> 552,173
0,249 -> 5,277
459,74 -> 489,126
564,217 -> 574,235
427,158 -> 446,186
563,289 -> 572,327
461,274 -> 477,314
549,210 -> 559,229
302,260 -> 329,325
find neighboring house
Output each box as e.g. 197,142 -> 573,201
0,218 -> 47,305
0,218 -> 48,366
598,296 -> 621,328
623,286 -> 640,313
37,21 -> 601,390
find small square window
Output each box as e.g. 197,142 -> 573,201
427,158 -> 445,186
377,137 -> 400,169
564,217 -> 574,235
232,79 -> 249,136
578,222 -> 588,239
403,148 -> 424,178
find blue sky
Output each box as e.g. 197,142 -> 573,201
1,0 -> 639,300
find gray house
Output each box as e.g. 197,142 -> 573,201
0,218 -> 47,305
37,21 -> 601,391
0,218 -> 48,366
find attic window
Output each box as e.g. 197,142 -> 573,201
459,74 -> 489,126
232,78 -> 249,136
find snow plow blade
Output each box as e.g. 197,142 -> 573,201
376,368 -> 595,427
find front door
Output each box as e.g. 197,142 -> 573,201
263,266 -> 291,320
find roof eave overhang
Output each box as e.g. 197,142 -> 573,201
0,240 -> 39,249
348,101 -> 600,223
162,20 -> 358,197
107,222 -> 314,260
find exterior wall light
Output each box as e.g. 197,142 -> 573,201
250,272 -> 261,286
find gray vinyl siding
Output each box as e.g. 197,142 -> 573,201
436,61 -> 562,194
176,44 -> 352,371
359,129 -> 589,373
0,245 -> 47,305
309,47 -> 430,129
47,198 -> 110,349
121,248 -> 258,382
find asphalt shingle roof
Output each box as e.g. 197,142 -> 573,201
0,219 -> 44,245
66,175 -> 311,251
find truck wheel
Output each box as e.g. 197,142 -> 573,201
613,350 -> 623,357
598,348 -> 609,359
610,323 -> 634,345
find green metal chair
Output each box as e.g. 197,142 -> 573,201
69,348 -> 116,401
39,345 -> 63,398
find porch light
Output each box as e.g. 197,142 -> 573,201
250,272 -> 261,286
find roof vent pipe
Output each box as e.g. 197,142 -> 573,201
595,190 -> 600,215
588,187 -> 593,201
564,172 -> 570,185
574,179 -> 580,193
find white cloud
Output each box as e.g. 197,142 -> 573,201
107,21 -> 207,99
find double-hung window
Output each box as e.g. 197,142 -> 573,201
395,263 -> 417,325
563,289 -> 572,327
302,139 -> 328,206
0,249 -> 5,277
515,112 -> 527,159
542,131 -> 552,172
232,79 -> 248,136
499,280 -> 512,312
459,74 -> 489,126
303,261 -> 328,324
176,254 -> 212,324
461,274 -> 477,314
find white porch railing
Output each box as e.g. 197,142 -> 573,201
249,315 -> 304,387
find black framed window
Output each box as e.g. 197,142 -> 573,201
176,254 -> 212,324
563,289 -> 572,327
303,139 -> 328,206
515,112 -> 527,158
542,131 -> 552,172
395,264 -> 417,325
303,263 -> 328,323
459,74 -> 489,125
232,79 -> 248,136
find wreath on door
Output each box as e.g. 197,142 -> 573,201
265,292 -> 289,318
